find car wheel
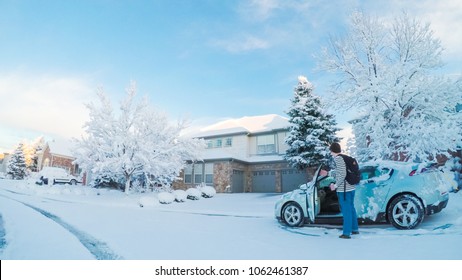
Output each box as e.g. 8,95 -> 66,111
70,179 -> 77,185
282,202 -> 304,227
387,194 -> 424,229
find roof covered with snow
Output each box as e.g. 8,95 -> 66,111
192,114 -> 289,138
47,138 -> 75,157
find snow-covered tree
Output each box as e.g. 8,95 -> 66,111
285,76 -> 340,169
7,143 -> 27,180
74,81 -> 205,193
22,136 -> 45,172
318,11 -> 462,162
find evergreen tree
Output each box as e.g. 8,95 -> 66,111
7,143 -> 28,180
22,136 -> 45,172
285,76 -> 340,169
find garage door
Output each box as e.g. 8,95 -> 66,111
252,170 -> 276,192
281,169 -> 309,192
231,170 -> 244,193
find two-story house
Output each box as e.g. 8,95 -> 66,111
173,114 -> 311,193
37,139 -> 80,176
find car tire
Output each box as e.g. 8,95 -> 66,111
70,179 -> 77,185
387,194 -> 424,229
282,202 -> 304,227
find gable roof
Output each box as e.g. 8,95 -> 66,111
47,138 -> 75,158
193,114 -> 289,138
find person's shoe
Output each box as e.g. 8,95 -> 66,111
339,234 -> 351,239
352,231 -> 360,235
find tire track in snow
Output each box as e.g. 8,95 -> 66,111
0,193 -> 122,260
0,213 -> 6,253
159,209 -> 265,219
278,223 -> 461,238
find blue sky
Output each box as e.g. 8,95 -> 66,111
1,0 -> 461,153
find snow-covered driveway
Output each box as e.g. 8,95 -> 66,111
1,179 -> 461,260
0,193 -> 94,259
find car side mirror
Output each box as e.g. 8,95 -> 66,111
300,184 -> 307,191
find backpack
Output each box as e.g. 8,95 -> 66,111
339,154 -> 360,185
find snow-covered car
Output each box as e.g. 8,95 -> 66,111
275,162 -> 450,230
36,167 -> 81,185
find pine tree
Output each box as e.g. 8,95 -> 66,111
285,76 -> 340,169
22,136 -> 44,172
7,143 -> 28,180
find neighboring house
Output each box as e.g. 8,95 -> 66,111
172,114 -> 311,193
0,153 -> 10,174
37,139 -> 81,176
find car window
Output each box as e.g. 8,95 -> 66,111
360,167 -> 390,180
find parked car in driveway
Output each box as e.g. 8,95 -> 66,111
36,167 -> 81,185
275,161 -> 450,229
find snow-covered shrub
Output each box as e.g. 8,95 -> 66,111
139,196 -> 159,207
201,186 -> 216,198
186,188 -> 201,200
158,192 -> 175,204
173,190 -> 187,202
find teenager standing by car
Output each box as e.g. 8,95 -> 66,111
329,142 -> 359,239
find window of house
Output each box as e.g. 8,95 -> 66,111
194,163 -> 203,184
224,137 -> 232,147
205,137 -> 232,149
215,139 -> 222,148
257,134 -> 276,154
205,163 -> 214,184
185,163 -> 214,185
184,164 -> 193,183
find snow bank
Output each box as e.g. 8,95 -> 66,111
138,196 -> 159,207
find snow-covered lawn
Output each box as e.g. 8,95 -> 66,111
0,178 -> 461,260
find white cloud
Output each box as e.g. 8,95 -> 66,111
238,0 -> 281,21
0,72 -> 95,147
364,0 -> 462,60
210,34 -> 270,53
416,0 -> 462,60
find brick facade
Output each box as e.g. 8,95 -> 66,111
40,145 -> 78,175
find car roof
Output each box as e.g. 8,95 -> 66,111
360,160 -> 434,174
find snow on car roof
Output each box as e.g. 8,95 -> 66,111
40,167 -> 69,176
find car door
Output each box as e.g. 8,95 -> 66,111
53,169 -> 69,184
355,165 -> 393,221
305,166 -> 321,223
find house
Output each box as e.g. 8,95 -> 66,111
37,139 -> 81,176
172,114 -> 311,193
0,153 -> 10,174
